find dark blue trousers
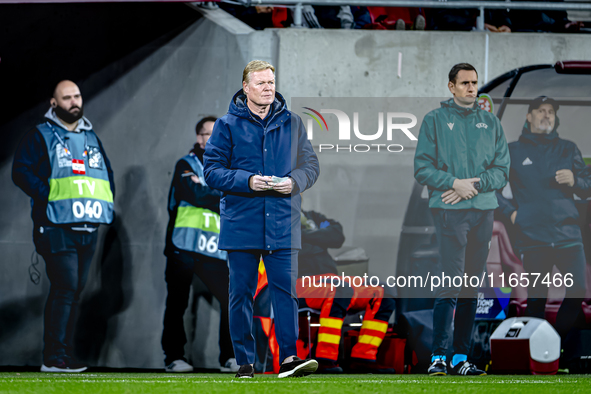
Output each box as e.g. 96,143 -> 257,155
34,226 -> 98,363
431,209 -> 494,357
228,249 -> 299,365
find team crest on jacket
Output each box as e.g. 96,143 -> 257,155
87,146 -> 104,169
475,123 -> 488,129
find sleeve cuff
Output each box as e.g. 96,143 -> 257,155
447,177 -> 457,190
290,176 -> 300,194
235,170 -> 256,193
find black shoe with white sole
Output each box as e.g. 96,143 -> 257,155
235,364 -> 254,378
277,357 -> 318,378
428,358 -> 447,376
449,360 -> 486,376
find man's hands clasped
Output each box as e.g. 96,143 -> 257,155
441,177 -> 480,205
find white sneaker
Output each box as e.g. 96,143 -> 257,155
165,359 -> 194,373
220,358 -> 240,373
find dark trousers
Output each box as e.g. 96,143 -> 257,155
161,253 -> 234,366
431,209 -> 494,356
228,249 -> 298,365
34,226 -> 98,363
521,244 -> 587,338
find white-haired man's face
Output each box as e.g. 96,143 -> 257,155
243,69 -> 275,107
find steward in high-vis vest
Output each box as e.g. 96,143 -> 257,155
161,117 -> 236,374
12,81 -> 115,373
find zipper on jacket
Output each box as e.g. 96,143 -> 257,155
248,112 -> 265,130
247,113 -> 269,162
247,105 -> 283,135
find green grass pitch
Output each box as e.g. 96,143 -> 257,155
1,373 -> 590,394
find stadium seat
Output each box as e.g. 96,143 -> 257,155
487,221 -> 528,316
542,198 -> 591,325
366,7 -> 424,30
584,264 -> 591,325
491,212 -> 591,326
584,199 -> 591,325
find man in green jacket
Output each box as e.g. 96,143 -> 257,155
414,63 -> 510,376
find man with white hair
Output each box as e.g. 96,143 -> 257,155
204,60 -> 320,378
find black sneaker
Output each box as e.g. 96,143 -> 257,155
449,360 -> 486,376
235,364 -> 254,378
277,357 -> 318,378
41,357 -> 87,373
428,357 -> 447,376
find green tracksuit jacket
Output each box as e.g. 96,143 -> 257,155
414,98 -> 510,210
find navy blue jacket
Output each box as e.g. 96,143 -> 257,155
12,117 -> 115,230
203,90 -> 320,251
496,123 -> 591,249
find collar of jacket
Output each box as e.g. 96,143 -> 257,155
519,118 -> 560,146
440,97 -> 479,117
228,89 -> 287,123
43,107 -> 93,132
190,145 -> 205,163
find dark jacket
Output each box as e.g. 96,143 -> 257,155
496,123 -> 591,249
12,111 -> 114,230
414,98 -> 510,210
203,90 -> 320,251
164,146 -> 222,259
298,210 -> 346,278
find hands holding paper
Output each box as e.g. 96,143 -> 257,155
249,174 -> 293,194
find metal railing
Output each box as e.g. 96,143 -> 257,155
227,1 -> 591,30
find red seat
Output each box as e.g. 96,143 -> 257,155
490,221 -> 591,324
545,199 -> 591,325
545,262 -> 591,326
366,7 -> 424,30
584,260 -> 591,325
487,221 -> 528,316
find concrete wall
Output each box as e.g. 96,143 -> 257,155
0,8 -> 272,369
276,29 -> 591,100
1,6 -> 591,368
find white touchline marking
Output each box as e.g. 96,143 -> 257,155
2,378 -> 580,385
